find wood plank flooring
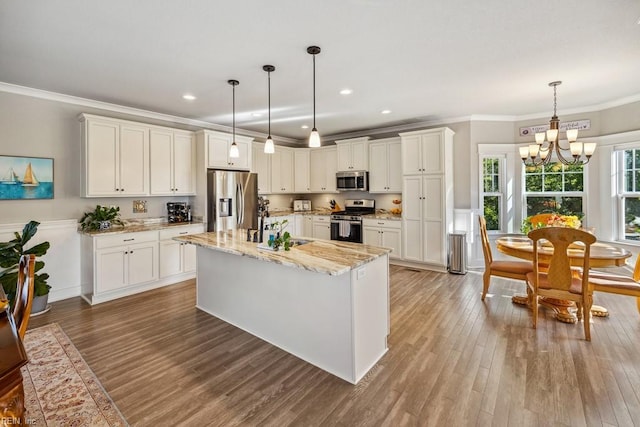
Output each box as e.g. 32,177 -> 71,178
29,266 -> 640,426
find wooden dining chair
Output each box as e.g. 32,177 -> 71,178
587,255 -> 640,316
478,216 -> 533,300
12,254 -> 36,339
526,227 -> 597,340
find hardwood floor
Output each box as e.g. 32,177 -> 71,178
29,266 -> 640,426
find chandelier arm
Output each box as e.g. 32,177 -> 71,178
554,142 -> 581,166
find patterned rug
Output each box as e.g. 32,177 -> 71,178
21,323 -> 128,426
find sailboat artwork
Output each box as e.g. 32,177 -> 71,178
0,167 -> 19,185
0,155 -> 53,200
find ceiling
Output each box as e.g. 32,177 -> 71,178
1,0 -> 640,144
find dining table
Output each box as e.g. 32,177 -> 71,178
496,235 -> 632,323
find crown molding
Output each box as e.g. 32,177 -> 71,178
0,81 -> 299,144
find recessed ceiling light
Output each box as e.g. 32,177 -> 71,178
340,89 -> 353,95
381,110 -> 392,114
252,113 -> 263,117
301,125 -> 309,129
182,94 -> 196,101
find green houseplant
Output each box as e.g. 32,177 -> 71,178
0,221 -> 51,312
267,220 -> 292,251
79,205 -> 124,231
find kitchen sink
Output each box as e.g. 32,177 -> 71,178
290,239 -> 311,246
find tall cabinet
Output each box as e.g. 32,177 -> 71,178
400,128 -> 454,270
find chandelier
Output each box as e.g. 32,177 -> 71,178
519,81 -> 596,167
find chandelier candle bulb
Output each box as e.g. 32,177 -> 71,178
584,142 -> 596,157
535,132 -> 545,144
529,144 -> 540,158
567,129 -> 579,142
519,146 -> 529,159
570,142 -> 583,156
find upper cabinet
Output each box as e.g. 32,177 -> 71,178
271,147 -> 295,193
149,128 -> 196,195
81,114 -> 150,197
368,138 -> 402,193
335,137 -> 370,171
310,146 -> 338,192
201,130 -> 252,170
251,142 -> 271,194
294,149 -> 311,193
401,128 -> 454,175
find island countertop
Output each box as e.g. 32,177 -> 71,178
174,229 -> 391,276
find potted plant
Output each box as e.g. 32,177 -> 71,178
267,220 -> 292,251
79,205 -> 124,231
0,221 -> 51,313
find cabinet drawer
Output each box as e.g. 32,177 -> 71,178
159,225 -> 205,240
313,215 -> 330,223
95,230 -> 158,249
363,218 -> 401,229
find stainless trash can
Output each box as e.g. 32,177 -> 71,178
448,231 -> 467,274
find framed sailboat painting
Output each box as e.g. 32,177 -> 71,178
0,155 -> 54,200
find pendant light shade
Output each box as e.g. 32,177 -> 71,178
263,65 -> 275,154
307,46 -> 321,148
228,79 -> 240,158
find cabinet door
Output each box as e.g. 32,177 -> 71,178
232,140 -> 251,170
303,215 -> 314,237
421,133 -> 444,174
381,228 -> 402,259
159,240 -> 182,278
86,120 -> 119,196
95,247 -> 127,292
323,147 -> 338,192
173,133 -> 195,195
271,148 -> 294,193
423,176 -> 443,221
309,149 -> 325,191
423,221 -> 444,265
294,149 -> 310,192
207,134 -> 230,168
402,176 -> 423,262
119,124 -> 149,196
252,143 -> 271,194
149,129 -> 174,195
363,226 -> 381,246
127,242 -> 158,286
313,222 -> 331,240
401,135 -> 422,175
368,142 -> 388,192
387,140 -> 402,192
182,243 -> 197,273
350,140 -> 368,171
336,143 -> 352,171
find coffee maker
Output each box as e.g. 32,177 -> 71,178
167,202 -> 190,223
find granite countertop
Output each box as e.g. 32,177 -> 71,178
174,229 -> 391,276
80,218 -> 204,235
267,209 -> 401,220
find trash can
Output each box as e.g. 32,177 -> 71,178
448,231 -> 467,274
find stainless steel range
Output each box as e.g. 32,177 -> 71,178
330,199 -> 375,243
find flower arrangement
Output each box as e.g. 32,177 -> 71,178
521,213 -> 582,234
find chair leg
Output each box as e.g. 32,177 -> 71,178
482,272 -> 491,301
576,302 -> 583,321
583,295 -> 592,342
636,296 -> 640,315
532,294 -> 538,329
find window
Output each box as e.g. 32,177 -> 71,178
481,157 -> 504,231
523,162 -> 585,218
618,148 -> 640,241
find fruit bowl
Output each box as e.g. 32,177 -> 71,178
392,199 -> 402,205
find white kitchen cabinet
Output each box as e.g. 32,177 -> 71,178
335,137 -> 370,171
400,128 -> 454,270
302,215 -> 314,237
294,149 -> 311,193
150,128 -> 195,195
271,147 -> 295,193
251,142 -> 271,194
159,225 -> 204,278
312,215 -> 331,240
202,130 -> 252,170
81,114 -> 149,197
369,138 -> 402,193
310,147 -> 338,192
363,218 -> 402,260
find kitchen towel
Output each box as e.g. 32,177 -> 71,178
339,220 -> 351,238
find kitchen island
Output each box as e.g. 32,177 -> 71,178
174,229 -> 391,384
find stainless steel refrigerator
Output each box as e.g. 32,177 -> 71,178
207,170 -> 259,232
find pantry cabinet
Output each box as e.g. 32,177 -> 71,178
81,114 -> 150,197
400,128 -> 454,270
149,128 -> 195,195
202,130 -> 252,170
368,138 -> 402,193
335,137 -> 370,171
251,143 -> 271,194
310,147 -> 337,192
363,218 -> 402,260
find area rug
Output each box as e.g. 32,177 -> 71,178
21,323 -> 128,426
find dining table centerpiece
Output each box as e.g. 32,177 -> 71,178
521,213 -> 582,234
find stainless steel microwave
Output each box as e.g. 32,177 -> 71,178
336,171 -> 369,192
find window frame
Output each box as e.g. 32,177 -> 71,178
615,145 -> 640,242
480,155 -> 506,233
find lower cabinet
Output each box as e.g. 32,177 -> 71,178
82,224 -> 204,305
312,215 -> 331,240
302,215 -> 314,237
362,219 -> 402,260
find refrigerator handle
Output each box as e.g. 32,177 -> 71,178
237,181 -> 244,226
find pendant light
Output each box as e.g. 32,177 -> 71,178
228,79 -> 240,158
263,65 -> 275,154
307,46 -> 321,148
